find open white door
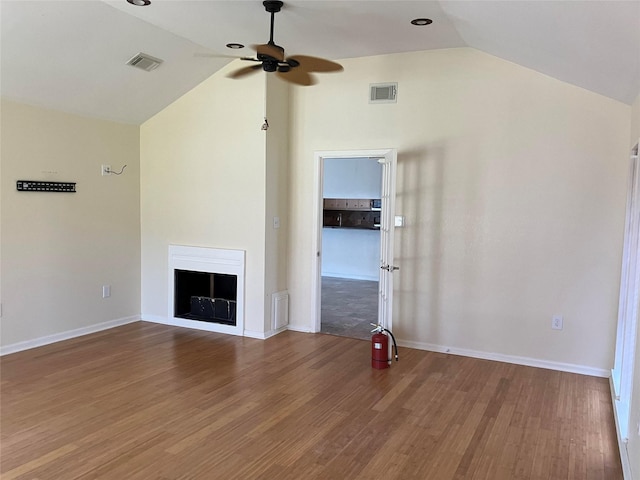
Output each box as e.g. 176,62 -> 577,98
612,140 -> 640,445
377,152 -> 397,331
312,148 -> 397,333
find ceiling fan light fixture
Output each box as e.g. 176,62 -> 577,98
226,43 -> 245,49
411,18 -> 433,26
126,0 -> 151,6
263,62 -> 278,73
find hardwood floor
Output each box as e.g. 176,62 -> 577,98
1,322 -> 622,479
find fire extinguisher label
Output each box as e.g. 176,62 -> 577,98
374,342 -> 383,349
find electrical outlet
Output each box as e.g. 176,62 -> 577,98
101,164 -> 111,176
102,285 -> 111,298
552,315 -> 563,330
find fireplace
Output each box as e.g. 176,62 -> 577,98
168,245 -> 245,336
174,270 -> 237,325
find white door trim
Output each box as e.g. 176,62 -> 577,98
311,148 -> 397,333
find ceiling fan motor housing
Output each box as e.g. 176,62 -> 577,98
263,1 -> 283,13
263,61 -> 278,72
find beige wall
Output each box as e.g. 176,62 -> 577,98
288,48 -> 631,372
263,74 -> 290,332
140,62 -> 270,335
0,100 -> 140,347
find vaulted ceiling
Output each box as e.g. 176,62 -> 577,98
2,0 -> 638,125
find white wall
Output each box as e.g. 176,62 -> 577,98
0,100 -> 140,349
288,47 -> 631,373
322,157 -> 381,280
322,229 -> 380,280
140,61 -> 270,336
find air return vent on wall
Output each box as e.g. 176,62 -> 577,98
126,52 -> 163,72
369,83 -> 397,104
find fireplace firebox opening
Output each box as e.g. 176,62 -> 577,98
174,269 -> 237,325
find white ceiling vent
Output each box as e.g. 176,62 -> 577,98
126,53 -> 163,72
369,83 -> 397,104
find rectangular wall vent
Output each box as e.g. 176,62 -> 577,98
126,52 -> 163,72
369,83 -> 397,104
271,291 -> 289,331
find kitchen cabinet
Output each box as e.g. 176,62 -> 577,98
323,198 -> 381,229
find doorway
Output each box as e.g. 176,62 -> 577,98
311,148 -> 397,339
320,157 -> 382,339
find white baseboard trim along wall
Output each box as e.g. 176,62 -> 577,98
0,318 -> 609,379
398,339 -> 610,378
0,316 -> 140,356
286,324 -> 315,334
244,326 -> 289,340
142,315 -> 288,340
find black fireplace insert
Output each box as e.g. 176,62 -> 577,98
174,269 -> 237,325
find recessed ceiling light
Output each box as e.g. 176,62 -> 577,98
411,18 -> 433,26
226,43 -> 245,49
127,0 -> 151,6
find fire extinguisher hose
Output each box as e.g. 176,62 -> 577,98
382,328 -> 399,362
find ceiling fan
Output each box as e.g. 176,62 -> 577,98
228,0 -> 343,86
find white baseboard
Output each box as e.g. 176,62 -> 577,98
287,324 -> 315,334
140,314 -> 166,324
142,315 -> 287,340
141,315 -> 242,337
244,326 -> 288,340
0,316 -> 140,356
398,339 -> 610,378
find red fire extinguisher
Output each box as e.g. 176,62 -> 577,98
371,324 -> 399,369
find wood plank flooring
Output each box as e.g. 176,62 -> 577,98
1,322 -> 622,479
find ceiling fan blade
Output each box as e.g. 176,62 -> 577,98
228,64 -> 262,79
276,69 -> 316,86
253,43 -> 285,62
287,55 -> 343,73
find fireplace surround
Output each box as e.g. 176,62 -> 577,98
168,245 -> 245,336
